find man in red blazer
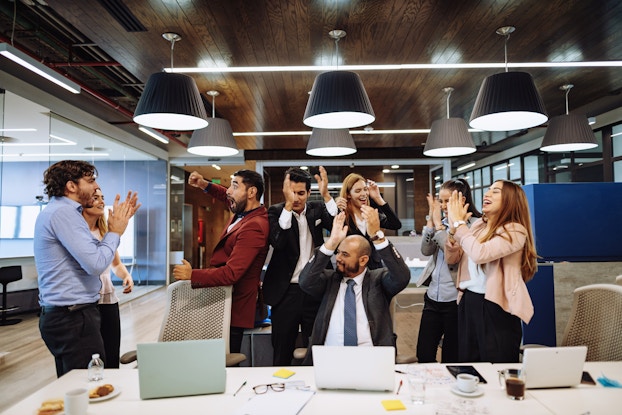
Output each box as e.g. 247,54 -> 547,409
173,170 -> 269,353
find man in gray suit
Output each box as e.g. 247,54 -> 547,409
299,209 -> 410,365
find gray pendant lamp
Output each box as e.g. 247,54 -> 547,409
306,128 -> 356,156
134,33 -> 208,131
187,91 -> 239,156
424,87 -> 476,157
303,30 -> 375,129
470,26 -> 548,131
540,84 -> 597,152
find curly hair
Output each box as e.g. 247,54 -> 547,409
43,160 -> 97,198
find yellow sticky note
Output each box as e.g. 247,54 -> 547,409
273,368 -> 295,379
381,400 -> 406,411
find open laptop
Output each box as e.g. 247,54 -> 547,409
137,339 -> 226,399
312,345 -> 395,391
522,345 -> 587,389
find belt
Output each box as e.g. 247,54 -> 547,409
41,302 -> 99,313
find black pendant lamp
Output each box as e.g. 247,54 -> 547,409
540,84 -> 597,152
424,87 -> 476,157
306,128 -> 356,156
303,30 -> 375,129
134,33 -> 208,131
470,27 -> 548,131
188,91 -> 239,156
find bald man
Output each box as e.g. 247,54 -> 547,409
298,209 -> 410,365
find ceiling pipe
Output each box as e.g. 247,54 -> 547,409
48,61 -> 123,67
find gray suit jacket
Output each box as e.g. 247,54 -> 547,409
298,241 -> 410,365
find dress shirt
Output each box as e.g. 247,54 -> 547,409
34,196 -> 118,306
423,218 -> 458,302
278,206 -> 312,283
324,271 -> 373,346
459,257 -> 487,294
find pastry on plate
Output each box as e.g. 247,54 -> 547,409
37,399 -> 63,415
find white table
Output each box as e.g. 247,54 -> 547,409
3,363 -> 620,415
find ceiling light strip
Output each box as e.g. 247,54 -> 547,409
167,61 -> 622,74
232,128 -> 483,137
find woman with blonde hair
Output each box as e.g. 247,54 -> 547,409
445,180 -> 537,363
82,188 -> 134,368
336,173 -> 401,269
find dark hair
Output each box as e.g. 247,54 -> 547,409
232,169 -> 264,200
43,160 -> 98,197
285,167 -> 312,191
441,178 -> 482,218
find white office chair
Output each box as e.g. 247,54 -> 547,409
121,281 -> 246,366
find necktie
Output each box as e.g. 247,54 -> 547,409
344,279 -> 357,346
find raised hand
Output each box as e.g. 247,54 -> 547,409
314,166 -> 331,202
335,196 -> 348,212
188,171 -> 208,190
447,190 -> 471,229
325,211 -> 348,250
282,173 -> 296,211
361,204 -> 381,236
108,191 -> 140,235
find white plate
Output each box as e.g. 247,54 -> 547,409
89,386 -> 121,403
450,384 -> 484,398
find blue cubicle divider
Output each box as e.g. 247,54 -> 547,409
522,263 -> 556,346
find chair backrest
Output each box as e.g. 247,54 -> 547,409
615,275 -> 622,286
0,265 -> 22,285
158,281 -> 233,353
561,283 -> 622,361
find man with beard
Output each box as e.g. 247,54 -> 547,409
35,160 -> 139,377
298,209 -> 410,365
173,170 -> 269,354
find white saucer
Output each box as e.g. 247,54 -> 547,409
450,384 -> 484,397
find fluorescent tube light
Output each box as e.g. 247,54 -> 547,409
457,162 -> 476,172
139,126 -> 169,144
0,43 -> 81,94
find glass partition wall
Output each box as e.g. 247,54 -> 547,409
0,89 -> 168,288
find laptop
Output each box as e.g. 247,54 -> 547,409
522,346 -> 587,389
137,339 -> 226,399
312,345 -> 396,391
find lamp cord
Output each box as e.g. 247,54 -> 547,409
565,86 -> 572,115
212,95 -> 216,118
504,33 -> 510,72
169,38 -> 176,69
334,37 -> 340,69
445,89 -> 452,119
10,0 -> 16,45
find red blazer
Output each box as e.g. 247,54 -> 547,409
190,183 -> 269,328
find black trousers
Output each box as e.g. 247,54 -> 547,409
416,292 -> 459,363
39,304 -> 105,377
98,303 -> 121,368
230,326 -> 245,354
270,284 -> 321,366
457,289 -> 522,363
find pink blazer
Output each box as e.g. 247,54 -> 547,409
445,219 -> 534,324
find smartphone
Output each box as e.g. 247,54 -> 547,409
445,365 -> 488,384
581,371 -> 596,385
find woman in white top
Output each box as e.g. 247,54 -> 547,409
82,188 -> 133,368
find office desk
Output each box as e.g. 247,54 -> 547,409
3,363 -> 620,415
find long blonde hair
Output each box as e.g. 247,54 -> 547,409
339,173 -> 366,226
480,180 -> 538,282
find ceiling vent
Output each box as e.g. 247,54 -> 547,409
96,0 -> 146,32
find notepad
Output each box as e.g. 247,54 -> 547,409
273,368 -> 295,379
381,400 -> 406,411
233,389 -> 315,415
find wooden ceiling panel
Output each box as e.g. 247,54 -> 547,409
1,0 -> 621,162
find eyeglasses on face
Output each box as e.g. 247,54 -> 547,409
252,383 -> 285,394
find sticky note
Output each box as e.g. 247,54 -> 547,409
273,368 -> 295,379
381,400 -> 406,411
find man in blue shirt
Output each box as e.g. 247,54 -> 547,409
34,160 -> 139,377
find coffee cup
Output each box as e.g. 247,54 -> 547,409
64,388 -> 88,415
499,368 -> 526,400
456,373 -> 479,393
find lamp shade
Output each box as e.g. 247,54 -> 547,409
187,117 -> 239,156
540,113 -> 598,152
306,128 -> 356,156
424,118 -> 476,157
134,72 -> 208,130
470,71 -> 548,131
303,71 -> 375,129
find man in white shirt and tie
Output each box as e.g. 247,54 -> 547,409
298,209 -> 410,365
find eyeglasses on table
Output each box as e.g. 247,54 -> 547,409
252,383 -> 286,394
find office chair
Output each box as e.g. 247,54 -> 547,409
0,265 -> 23,326
561,283 -> 622,361
120,281 -> 246,366
615,275 -> 622,286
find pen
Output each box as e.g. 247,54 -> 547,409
395,369 -> 406,374
233,380 -> 247,397
396,379 -> 403,395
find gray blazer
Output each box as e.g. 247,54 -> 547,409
299,242 -> 410,365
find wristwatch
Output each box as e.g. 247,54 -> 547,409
425,215 -> 431,221
370,230 -> 385,241
453,220 -> 467,228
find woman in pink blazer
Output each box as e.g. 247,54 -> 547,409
445,180 -> 538,363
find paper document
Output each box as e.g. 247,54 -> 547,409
234,389 -> 315,415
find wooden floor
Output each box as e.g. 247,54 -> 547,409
0,286 -> 167,413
